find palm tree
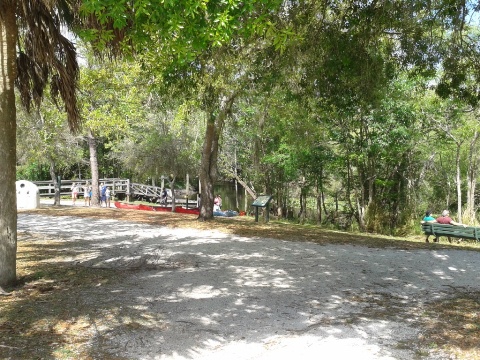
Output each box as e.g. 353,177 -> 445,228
0,0 -> 80,288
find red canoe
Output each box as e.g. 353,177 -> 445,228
174,206 -> 200,215
114,201 -> 199,215
114,201 -> 142,210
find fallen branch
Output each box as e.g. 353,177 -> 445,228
0,286 -> 12,296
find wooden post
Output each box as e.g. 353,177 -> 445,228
198,177 -> 201,208
234,147 -> 239,209
56,175 -> 62,205
186,174 -> 189,208
245,188 -> 248,212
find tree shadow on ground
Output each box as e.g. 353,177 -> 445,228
2,213 -> 479,359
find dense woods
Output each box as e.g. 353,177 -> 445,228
2,0 -> 480,286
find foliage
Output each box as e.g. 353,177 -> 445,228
79,54 -> 146,139
79,0 -> 283,61
111,95 -> 203,183
11,0 -> 480,233
16,163 -> 50,181
14,0 -> 81,130
16,96 -> 84,181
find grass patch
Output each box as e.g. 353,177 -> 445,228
1,237 -> 129,359
418,293 -> 480,359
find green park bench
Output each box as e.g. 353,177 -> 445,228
421,222 -> 480,242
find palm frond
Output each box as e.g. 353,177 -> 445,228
15,0 -> 81,132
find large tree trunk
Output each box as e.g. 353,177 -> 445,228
298,186 -> 307,224
316,178 -> 323,225
198,92 -> 236,220
199,114 -> 220,220
0,3 -> 18,288
465,131 -> 478,223
297,177 -> 307,223
88,129 -> 101,206
455,142 -> 462,223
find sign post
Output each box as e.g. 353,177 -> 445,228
251,195 -> 273,223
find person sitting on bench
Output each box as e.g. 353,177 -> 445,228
422,210 -> 437,243
436,210 -> 466,243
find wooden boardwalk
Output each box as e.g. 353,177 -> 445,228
32,178 -> 198,206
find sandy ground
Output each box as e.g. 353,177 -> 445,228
16,209 -> 480,360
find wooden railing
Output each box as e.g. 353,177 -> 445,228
32,178 -> 198,206
33,178 -> 129,197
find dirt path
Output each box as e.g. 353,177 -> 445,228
14,212 -> 480,359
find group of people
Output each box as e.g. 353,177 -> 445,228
71,182 -> 111,207
422,209 -> 466,243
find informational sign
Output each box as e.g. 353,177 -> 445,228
252,195 -> 273,207
251,195 -> 273,223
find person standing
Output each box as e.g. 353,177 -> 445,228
105,186 -> 111,208
83,182 -> 91,206
100,183 -> 107,207
161,188 -> 168,205
71,182 -> 79,206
